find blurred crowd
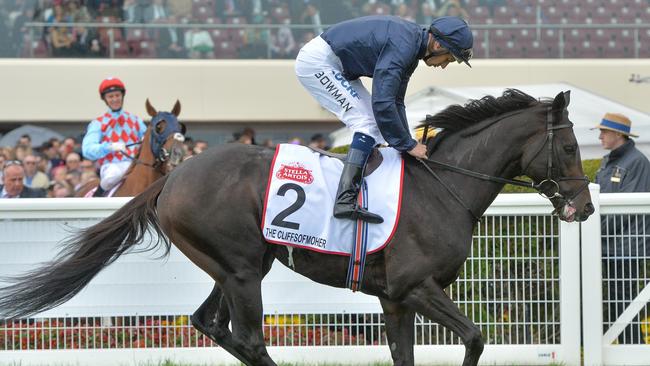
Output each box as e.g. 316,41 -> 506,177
0,128 -> 329,198
0,0 -> 470,58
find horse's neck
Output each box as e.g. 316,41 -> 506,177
427,117 -> 537,217
116,131 -> 162,196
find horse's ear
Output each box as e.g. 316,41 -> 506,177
145,98 -> 157,117
180,122 -> 187,135
552,91 -> 570,111
171,100 -> 181,117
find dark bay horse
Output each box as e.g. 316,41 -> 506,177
0,90 -> 594,366
76,99 -> 186,197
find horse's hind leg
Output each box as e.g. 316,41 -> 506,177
379,298 -> 415,366
221,276 -> 276,366
191,251 -> 276,365
404,278 -> 484,366
191,284 -> 251,363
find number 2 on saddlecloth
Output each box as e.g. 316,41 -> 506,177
271,183 -> 306,230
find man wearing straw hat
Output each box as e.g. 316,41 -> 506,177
594,112 -> 650,345
595,112 -> 650,193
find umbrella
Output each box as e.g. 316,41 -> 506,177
0,125 -> 66,148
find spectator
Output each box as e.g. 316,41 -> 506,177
51,164 -> 68,183
82,77 -> 146,197
295,15 -> 472,223
14,144 -> 31,161
59,136 -> 76,160
1,161 -> 46,198
193,140 -> 208,155
22,154 -> 50,190
308,133 -> 329,150
436,0 -> 469,19
40,140 -> 63,174
594,113 -> 650,344
46,1 -> 71,56
300,2 -> 323,37
80,159 -> 97,173
70,24 -> 99,57
184,27 -> 214,59
297,31 -> 315,50
87,0 -> 124,18
67,0 -> 91,22
0,151 -> 7,181
157,15 -> 184,58
241,127 -> 256,145
269,19 -> 296,59
65,169 -> 82,191
166,0 -> 191,19
394,3 -> 415,22
233,132 -> 253,145
49,179 -> 73,197
417,1 -> 437,25
123,0 -> 152,23
10,6 -> 35,57
79,169 -> 99,188
143,0 -> 168,23
288,136 -> 304,145
18,134 -> 31,148
65,151 -> 82,173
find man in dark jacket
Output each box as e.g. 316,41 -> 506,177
1,162 -> 46,198
594,112 -> 650,344
295,15 -> 473,223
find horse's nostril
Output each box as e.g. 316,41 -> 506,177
584,202 -> 595,216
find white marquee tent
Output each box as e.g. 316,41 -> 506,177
330,83 -> 650,160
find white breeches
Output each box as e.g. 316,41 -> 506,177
295,36 -> 386,145
99,161 -> 131,190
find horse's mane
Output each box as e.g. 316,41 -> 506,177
421,89 -> 542,133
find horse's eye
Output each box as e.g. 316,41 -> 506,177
564,145 -> 577,154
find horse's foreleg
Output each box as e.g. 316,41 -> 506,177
404,278 -> 484,366
379,298 -> 415,366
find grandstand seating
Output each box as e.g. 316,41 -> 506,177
16,0 -> 650,59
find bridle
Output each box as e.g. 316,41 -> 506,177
118,113 -> 186,173
121,134 -> 184,171
418,106 -> 590,221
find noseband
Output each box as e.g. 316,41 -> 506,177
522,107 -> 590,204
419,106 -> 589,221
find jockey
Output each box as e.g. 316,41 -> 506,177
295,16 -> 473,223
82,77 -> 146,197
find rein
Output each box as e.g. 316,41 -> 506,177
417,106 -> 590,221
119,141 -> 159,169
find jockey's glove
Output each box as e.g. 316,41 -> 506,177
110,142 -> 127,152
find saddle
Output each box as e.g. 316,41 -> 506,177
308,146 -> 384,176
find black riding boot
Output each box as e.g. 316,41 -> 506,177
92,185 -> 106,197
333,149 -> 384,224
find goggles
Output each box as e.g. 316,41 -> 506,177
427,26 -> 473,66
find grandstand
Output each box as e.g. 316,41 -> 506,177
3,0 -> 649,60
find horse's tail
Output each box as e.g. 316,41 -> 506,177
0,176 -> 170,319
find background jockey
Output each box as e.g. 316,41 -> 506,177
295,15 -> 473,224
82,77 -> 146,197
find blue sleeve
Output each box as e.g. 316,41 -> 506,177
82,120 -> 110,161
371,38 -> 418,152
372,67 -> 417,152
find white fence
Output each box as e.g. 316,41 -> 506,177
0,184 -> 648,365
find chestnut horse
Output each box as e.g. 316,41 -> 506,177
76,99 -> 186,197
0,90 -> 594,366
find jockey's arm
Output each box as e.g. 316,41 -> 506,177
372,66 -> 417,153
81,120 -> 111,160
